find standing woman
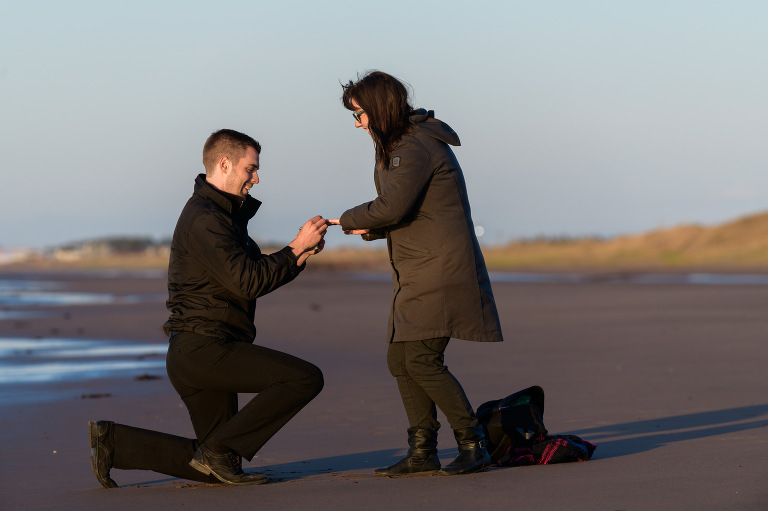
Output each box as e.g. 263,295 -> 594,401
328,71 -> 504,476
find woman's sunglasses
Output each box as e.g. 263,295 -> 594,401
352,109 -> 365,123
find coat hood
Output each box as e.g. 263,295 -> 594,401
409,109 -> 461,147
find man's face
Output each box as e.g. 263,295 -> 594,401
223,146 -> 260,197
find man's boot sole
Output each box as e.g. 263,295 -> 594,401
88,421 -> 118,488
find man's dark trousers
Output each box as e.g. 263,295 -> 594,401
109,424 -> 219,483
165,330 -> 324,461
108,331 -> 322,481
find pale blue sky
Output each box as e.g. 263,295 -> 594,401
1,0 -> 766,249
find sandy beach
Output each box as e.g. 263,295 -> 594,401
1,268 -> 767,510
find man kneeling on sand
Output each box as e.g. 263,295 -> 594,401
88,129 -> 327,487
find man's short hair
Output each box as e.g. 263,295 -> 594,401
203,129 -> 261,176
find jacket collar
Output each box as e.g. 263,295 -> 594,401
193,174 -> 262,220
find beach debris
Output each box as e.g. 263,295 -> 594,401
81,393 -> 112,399
135,373 -> 162,381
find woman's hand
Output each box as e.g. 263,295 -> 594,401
327,218 -> 370,235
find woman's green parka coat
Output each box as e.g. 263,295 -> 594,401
339,110 -> 504,344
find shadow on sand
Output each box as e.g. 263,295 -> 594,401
571,403 -> 768,459
258,448 -> 406,482
127,404 -> 768,486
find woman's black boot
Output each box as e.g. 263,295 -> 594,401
374,427 -> 440,476
439,426 -> 492,475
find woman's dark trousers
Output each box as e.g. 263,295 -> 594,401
386,338 -> 478,431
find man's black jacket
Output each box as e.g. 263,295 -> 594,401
163,174 -> 303,343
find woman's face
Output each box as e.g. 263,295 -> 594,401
351,98 -> 370,134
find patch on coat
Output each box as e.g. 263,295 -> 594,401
391,156 -> 401,167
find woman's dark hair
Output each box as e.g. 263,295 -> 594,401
342,71 -> 413,169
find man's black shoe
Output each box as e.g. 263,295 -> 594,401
88,420 -> 118,488
189,444 -> 269,485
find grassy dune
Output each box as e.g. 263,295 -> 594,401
483,211 -> 768,271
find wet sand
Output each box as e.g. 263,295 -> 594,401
1,269 -> 767,510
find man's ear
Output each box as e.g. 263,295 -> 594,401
218,156 -> 230,174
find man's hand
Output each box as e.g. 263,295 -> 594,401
327,218 -> 370,236
289,216 -> 329,265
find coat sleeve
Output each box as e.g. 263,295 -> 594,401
339,139 -> 433,230
361,230 -> 387,241
188,209 -> 303,300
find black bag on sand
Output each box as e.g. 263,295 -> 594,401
476,386 -> 596,467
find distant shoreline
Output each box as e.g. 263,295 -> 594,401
4,211 -> 767,273
2,254 -> 768,276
